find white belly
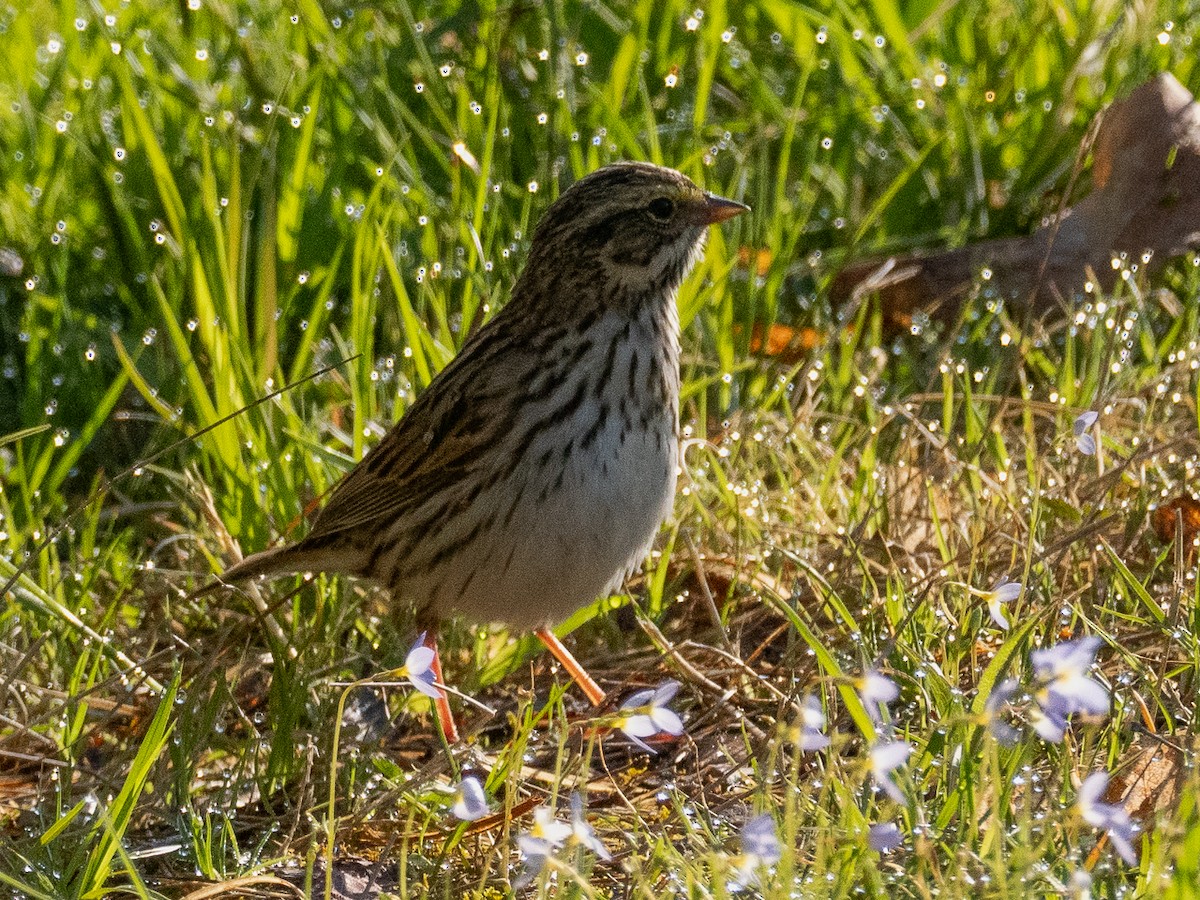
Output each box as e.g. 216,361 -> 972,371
393,306 -> 680,630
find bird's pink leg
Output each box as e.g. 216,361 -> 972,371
422,631 -> 460,744
534,627 -> 607,707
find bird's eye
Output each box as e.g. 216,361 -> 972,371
647,197 -> 675,221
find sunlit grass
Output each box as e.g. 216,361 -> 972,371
2,0 -> 1200,896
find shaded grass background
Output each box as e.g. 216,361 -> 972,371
1,0 -> 1200,896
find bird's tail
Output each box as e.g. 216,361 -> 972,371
189,543 -> 357,600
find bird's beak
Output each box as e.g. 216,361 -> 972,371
697,193 -> 749,225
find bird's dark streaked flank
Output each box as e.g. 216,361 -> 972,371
206,161 -> 748,741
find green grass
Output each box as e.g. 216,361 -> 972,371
2,0 -> 1200,896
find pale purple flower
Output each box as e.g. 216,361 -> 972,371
1076,772 -> 1138,865
730,814 -> 781,887
615,680 -> 685,752
798,693 -> 831,751
1074,411 -> 1098,455
859,670 -> 899,722
515,797 -> 610,886
868,821 -> 904,851
1029,704 -> 1070,743
451,776 -> 489,821
983,577 -> 1022,630
1031,637 -> 1109,741
569,793 -> 610,860
740,814 -> 781,865
869,740 -> 912,803
983,679 -> 1022,745
1067,869 -> 1093,899
515,805 -> 573,887
401,632 -> 441,699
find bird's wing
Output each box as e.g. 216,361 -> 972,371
299,316 -> 522,540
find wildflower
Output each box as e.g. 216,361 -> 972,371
798,693 -> 831,751
398,633 -> 441,699
983,678 -> 1022,745
1075,772 -> 1138,865
730,814 -> 781,887
515,796 -> 609,887
868,821 -> 904,851
982,577 -> 1022,630
1029,703 -> 1070,743
515,804 -> 573,887
869,740 -> 911,803
614,680 -> 685,752
568,793 -> 610,860
1074,411 -> 1098,455
739,814 -> 781,865
451,776 -> 489,821
1030,637 -> 1109,741
1067,869 -> 1093,899
858,669 -> 899,722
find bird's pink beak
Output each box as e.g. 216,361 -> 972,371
698,193 -> 750,225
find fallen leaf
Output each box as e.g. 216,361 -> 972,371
1150,495 -> 1200,548
1109,742 -> 1187,821
834,73 -> 1200,329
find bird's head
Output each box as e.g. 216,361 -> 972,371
516,162 -> 748,311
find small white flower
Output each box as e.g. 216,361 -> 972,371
730,814 -> 781,887
858,670 -> 899,722
569,793 -> 610,859
739,814 -> 781,865
983,678 -> 1022,745
1067,869 -> 1093,899
451,776 -> 489,821
515,805 -> 572,886
1075,772 -> 1138,865
516,798 -> 608,887
798,693 -> 831,751
1074,411 -> 1098,455
615,680 -> 685,752
984,577 -> 1021,630
1031,637 -> 1109,742
869,740 -> 912,803
400,632 -> 441,699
